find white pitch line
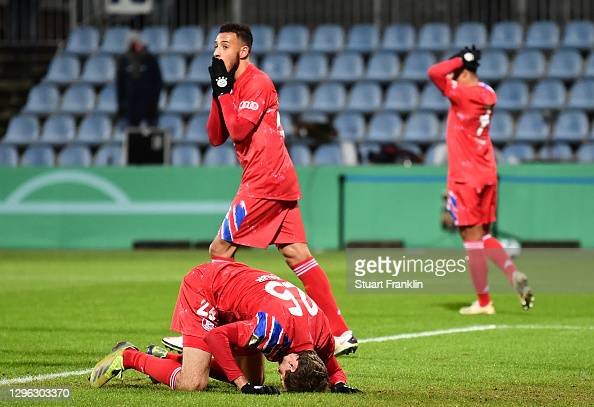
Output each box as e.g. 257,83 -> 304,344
1,324 -> 592,386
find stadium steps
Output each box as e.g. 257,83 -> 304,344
0,45 -> 55,135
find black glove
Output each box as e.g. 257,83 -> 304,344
456,45 -> 481,71
240,383 -> 281,395
331,382 -> 362,394
208,57 -> 234,98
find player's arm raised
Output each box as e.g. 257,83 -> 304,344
204,322 -> 281,395
427,57 -> 464,93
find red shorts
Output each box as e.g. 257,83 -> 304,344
218,196 -> 307,249
446,183 -> 497,227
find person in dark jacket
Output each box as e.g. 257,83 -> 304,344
116,33 -> 163,126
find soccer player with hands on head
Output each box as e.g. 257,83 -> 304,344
161,23 -> 357,356
427,45 -> 534,315
89,259 -> 360,395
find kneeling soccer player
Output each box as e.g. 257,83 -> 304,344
89,259 -> 360,394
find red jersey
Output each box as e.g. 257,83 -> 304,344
186,261 -> 346,385
207,64 -> 301,201
428,58 -> 498,187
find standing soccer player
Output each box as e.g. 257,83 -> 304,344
186,23 -> 355,353
427,46 -> 534,315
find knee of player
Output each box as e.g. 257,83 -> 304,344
175,375 -> 208,391
279,243 -> 311,265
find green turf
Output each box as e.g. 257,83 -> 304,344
0,249 -> 593,406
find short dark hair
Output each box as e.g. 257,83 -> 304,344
283,351 -> 329,392
219,23 -> 253,51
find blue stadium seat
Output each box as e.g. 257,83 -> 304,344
552,110 -> 589,141
347,82 -> 382,113
261,53 -> 293,83
538,143 -> 572,161
366,112 -> 402,142
346,24 -> 379,53
165,84 -> 201,114
111,118 -> 129,142
525,21 -> 560,50
562,21 -> 594,50
44,55 -> 80,84
100,27 -> 130,54
333,112 -> 366,141
313,144 -> 343,165
329,52 -> 364,82
477,50 -> 509,82
515,110 -> 549,142
251,25 -> 274,56
65,26 -> 99,55
279,83 -> 310,113
495,80 -> 529,111
310,83 -> 347,114
3,115 -> 39,144
311,25 -> 344,53
502,143 -> 535,164
96,84 -> 117,114
365,52 -> 399,82
206,26 -> 219,50
418,23 -> 451,51
401,51 -> 436,81
384,81 -> 419,112
577,143 -> 594,162
203,145 -> 237,166
61,84 -> 95,114
530,79 -> 566,110
0,145 -> 18,166
358,142 -> 380,164
584,53 -> 594,78
24,84 -> 60,114
77,113 -> 112,144
510,50 -> 546,80
424,142 -> 448,166
159,54 -> 186,84
403,112 -> 439,143
293,52 -> 328,83
419,84 -> 449,112
171,26 -> 203,54
276,25 -> 309,54
547,49 -> 583,80
454,22 -> 487,49
299,112 -> 329,126
57,145 -> 92,167
95,143 -> 123,166
489,111 -> 514,143
381,24 -> 415,53
186,51 -> 212,84
159,89 -> 168,111
157,114 -> 183,141
171,143 -> 201,166
184,114 -> 209,143
81,54 -> 116,84
21,145 -> 54,166
567,79 -> 594,110
141,26 -> 169,54
280,114 -> 295,137
489,21 -> 523,50
289,144 -> 312,166
40,114 -> 76,144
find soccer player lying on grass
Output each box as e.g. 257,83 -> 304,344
89,259 -> 360,394
427,46 -> 534,315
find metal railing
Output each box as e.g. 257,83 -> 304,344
2,0 -> 594,46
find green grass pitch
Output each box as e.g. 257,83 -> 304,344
0,249 -> 593,406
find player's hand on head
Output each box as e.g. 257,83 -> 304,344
331,382 -> 362,394
240,383 -> 281,395
208,57 -> 234,98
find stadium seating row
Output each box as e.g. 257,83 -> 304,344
64,21 -> 594,56
22,78 -> 594,116
45,48 -> 594,85
4,110 -> 594,146
2,142 -> 594,168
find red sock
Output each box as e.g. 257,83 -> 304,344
123,349 -> 182,389
482,234 -> 517,283
291,257 -> 349,337
164,352 -> 183,363
464,241 -> 491,307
